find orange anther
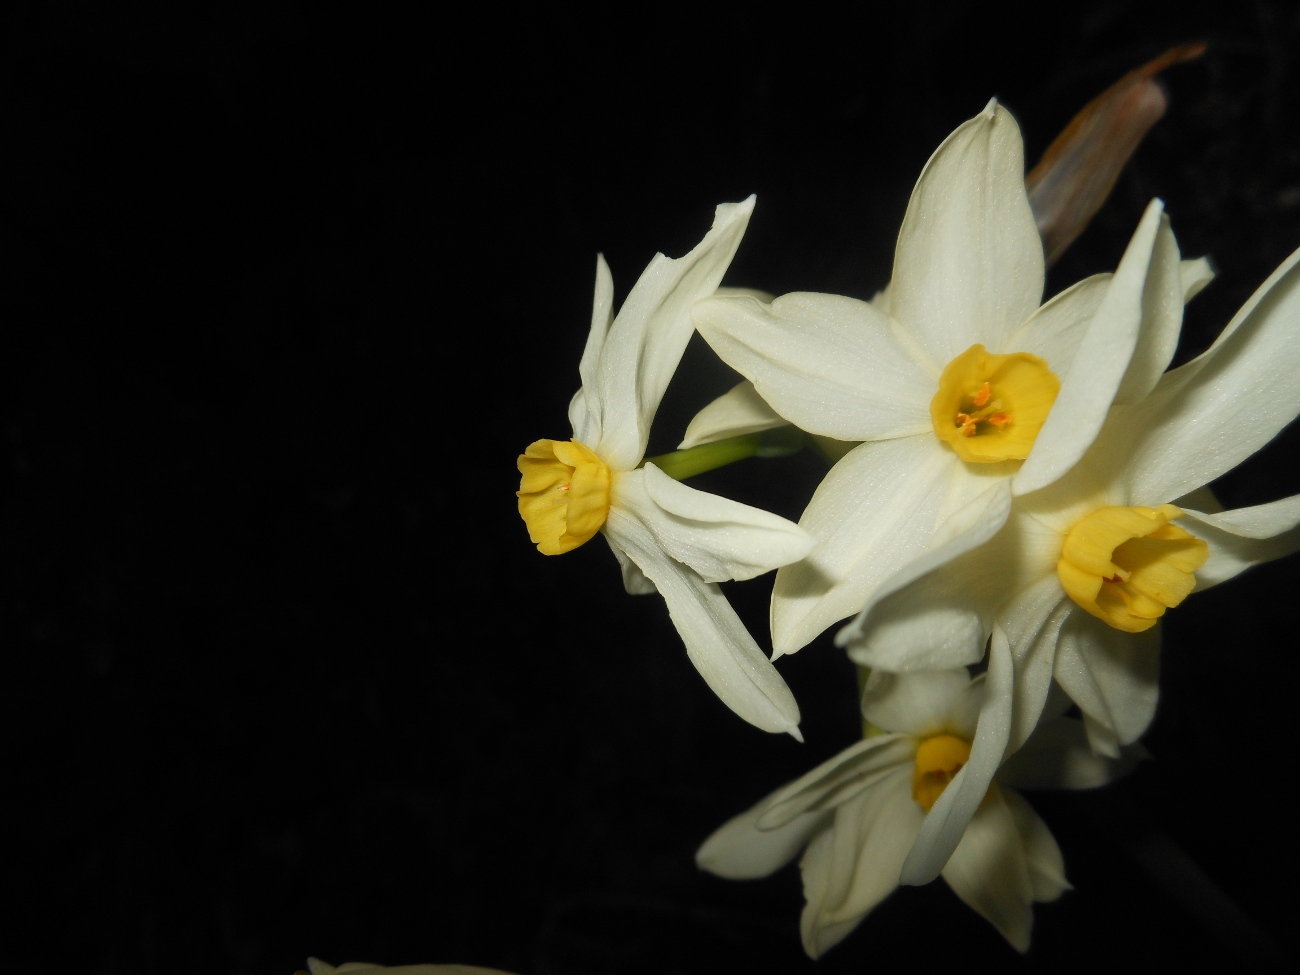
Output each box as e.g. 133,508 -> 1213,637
987,412 -> 1010,428
971,382 -> 991,408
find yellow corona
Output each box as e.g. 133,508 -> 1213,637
517,438 -> 612,555
930,344 -> 1060,463
1057,503 -> 1209,633
912,733 -> 972,812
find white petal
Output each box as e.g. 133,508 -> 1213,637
998,716 -> 1145,790
691,291 -> 934,440
1180,495 -> 1300,589
771,436 -> 971,656
998,580 -> 1074,754
678,380 -> 789,448
1120,245 -> 1300,505
801,768 -> 924,958
901,628 -> 1014,886
1013,199 -> 1166,495
799,827 -> 867,958
859,668 -> 978,738
569,254 -> 616,445
892,101 -> 1045,367
1180,255 -> 1215,301
758,735 -> 915,828
1007,272 -> 1111,372
627,463 -> 814,583
1054,611 -> 1160,754
604,508 -> 802,737
696,797 -> 828,880
941,786 -> 1035,953
1000,787 -> 1071,903
713,285 -> 775,302
605,535 -> 657,595
1114,212 -> 1184,405
590,198 -> 755,470
837,479 -> 1014,672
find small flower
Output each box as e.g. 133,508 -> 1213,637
696,669 -> 1134,957
690,101 -> 1187,658
840,245 -> 1300,884
516,199 -> 814,737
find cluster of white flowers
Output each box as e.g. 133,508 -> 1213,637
514,94 -> 1300,958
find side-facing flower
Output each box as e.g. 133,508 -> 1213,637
696,669 -> 1135,957
690,100 -> 1187,658
516,199 -> 814,737
841,244 -> 1300,884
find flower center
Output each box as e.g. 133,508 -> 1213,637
930,344 -> 1060,463
516,438 -> 612,555
1057,503 -> 1209,633
912,733 -> 972,812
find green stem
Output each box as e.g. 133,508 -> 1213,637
642,426 -> 806,480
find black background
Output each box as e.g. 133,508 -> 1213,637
5,3 -> 1300,973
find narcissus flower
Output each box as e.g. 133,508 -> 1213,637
690,101 -> 1193,659
516,199 -> 814,737
840,245 -> 1300,885
697,669 -> 1135,957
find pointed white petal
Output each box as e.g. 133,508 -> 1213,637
837,479 -> 1014,672
1007,272 -> 1111,373
1000,787 -> 1071,903
799,826 -> 866,959
591,198 -> 755,470
691,291 -> 934,440
568,255 -> 617,445
627,464 -> 814,583
941,786 -> 1035,953
696,797 -> 828,880
998,715 -> 1145,790
1180,256 -> 1215,301
1114,213 -> 1184,405
1054,611 -> 1159,751
802,769 -> 923,958
892,102 -> 1045,367
713,285 -> 775,302
901,628 -> 1014,886
605,535 -> 657,595
678,380 -> 789,449
1120,245 -> 1300,505
604,508 -> 801,737
567,387 -> 598,449
758,735 -> 915,829
1013,200 -> 1166,495
770,436 -> 970,656
998,579 -> 1074,753
1180,495 -> 1300,589
860,669 -> 977,738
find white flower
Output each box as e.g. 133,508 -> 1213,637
690,101 -> 1190,659
304,960 -> 514,975
516,199 -> 814,737
697,669 -> 1134,957
840,245 -> 1300,884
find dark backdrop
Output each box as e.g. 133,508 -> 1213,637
4,3 -> 1299,973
